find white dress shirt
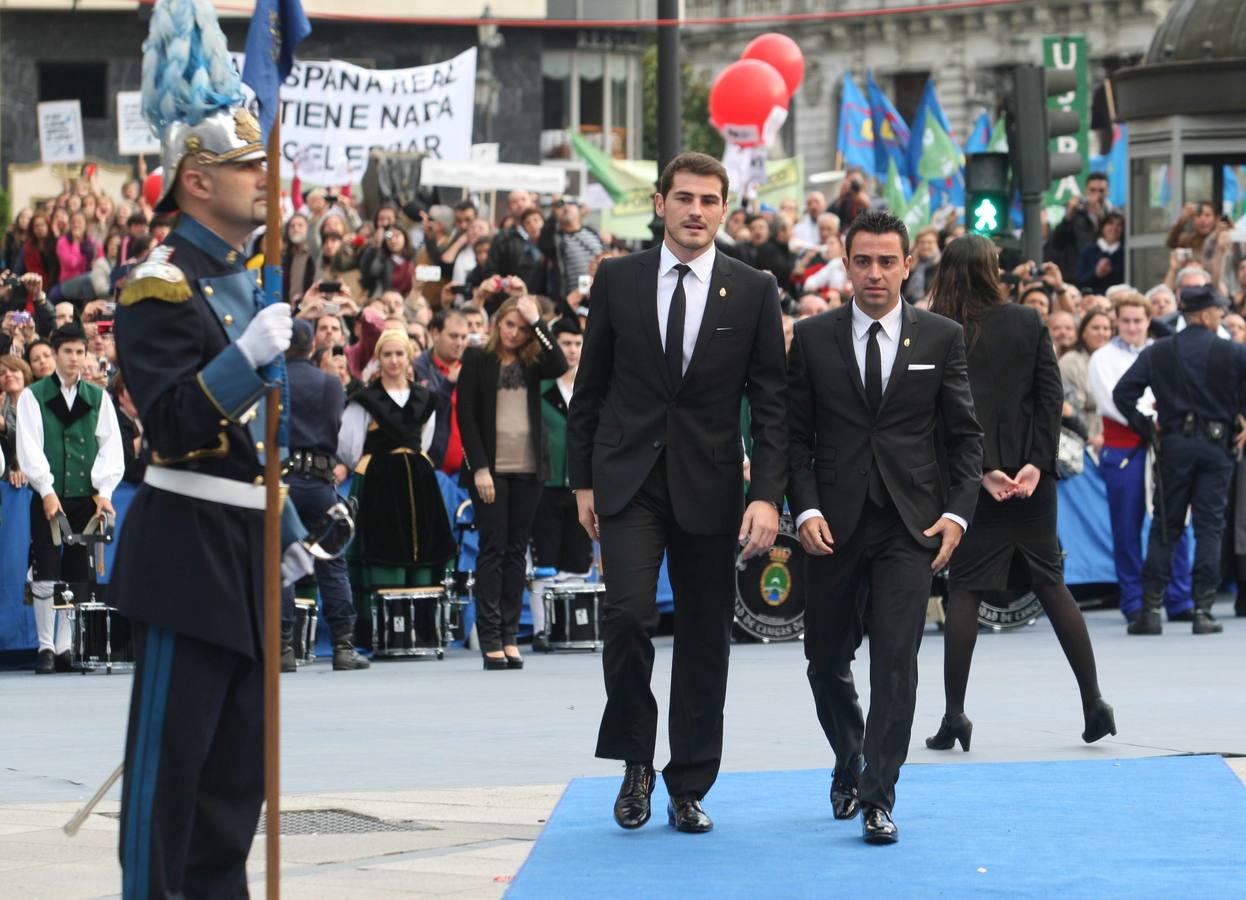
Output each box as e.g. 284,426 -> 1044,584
1088,336 -> 1155,426
657,241 -> 715,377
337,385 -> 411,470
16,375 -> 124,500
791,216 -> 821,251
795,299 -> 968,533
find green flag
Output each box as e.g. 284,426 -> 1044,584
902,183 -> 931,231
882,157 -> 911,215
916,114 -> 963,183
569,131 -> 629,203
988,117 -> 1009,152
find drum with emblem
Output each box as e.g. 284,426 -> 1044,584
733,514 -> 805,643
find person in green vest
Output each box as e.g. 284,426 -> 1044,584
530,317 -> 593,649
15,322 -> 124,673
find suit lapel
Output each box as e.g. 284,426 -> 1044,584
679,252 -> 731,391
634,247 -> 670,393
878,302 -> 919,415
834,305 -> 870,410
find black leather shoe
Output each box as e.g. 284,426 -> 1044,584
532,631 -> 551,653
862,806 -> 898,844
1167,609 -> 1194,623
482,653 -> 508,671
54,650 -> 73,673
505,654 -> 524,670
667,795 -> 713,833
830,754 -> 864,820
926,713 -> 973,752
35,649 -> 55,675
332,635 -> 371,670
613,762 -> 655,829
1082,698 -> 1117,743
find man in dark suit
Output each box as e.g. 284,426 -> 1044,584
567,152 -> 788,834
786,210 -> 982,844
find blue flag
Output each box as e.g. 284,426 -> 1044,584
1088,123 -> 1129,210
866,71 -> 911,180
242,0 -> 312,143
906,78 -> 951,182
837,74 -> 875,172
963,112 -> 993,155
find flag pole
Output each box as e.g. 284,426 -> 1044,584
262,113 -> 283,900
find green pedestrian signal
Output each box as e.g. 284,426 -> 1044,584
972,198 -> 1000,234
965,152 -> 1010,237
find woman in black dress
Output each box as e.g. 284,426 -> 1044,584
927,235 -> 1115,750
457,295 -> 567,670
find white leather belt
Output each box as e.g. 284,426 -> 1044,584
144,466 -> 267,510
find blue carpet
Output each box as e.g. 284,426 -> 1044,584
508,755 -> 1245,898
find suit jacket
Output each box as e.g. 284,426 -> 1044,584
964,303 -> 1062,475
455,319 -> 568,485
566,245 -> 788,534
786,301 -> 983,550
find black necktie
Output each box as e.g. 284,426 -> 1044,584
865,320 -> 883,414
666,264 -> 691,387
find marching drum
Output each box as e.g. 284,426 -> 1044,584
70,602 -> 134,674
542,582 -> 605,651
977,590 -> 1044,630
733,515 -> 806,643
292,597 -> 318,665
371,587 -> 447,659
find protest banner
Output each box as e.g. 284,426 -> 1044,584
37,100 -> 84,165
116,91 -> 160,156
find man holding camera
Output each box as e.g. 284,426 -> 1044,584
1050,172 -> 1112,280
1114,285 -> 1246,635
16,322 -> 124,672
541,196 -> 603,308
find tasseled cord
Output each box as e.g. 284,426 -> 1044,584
141,0 -> 243,133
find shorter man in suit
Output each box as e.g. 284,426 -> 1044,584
787,210 -> 982,843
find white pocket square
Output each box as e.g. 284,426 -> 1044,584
716,326 -> 734,332
908,363 -> 935,371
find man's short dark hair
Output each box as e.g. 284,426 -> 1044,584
1086,171 -> 1108,184
746,214 -> 767,227
150,213 -> 175,230
453,200 -> 477,215
126,212 -> 149,228
473,237 -> 491,251
658,151 -> 729,201
429,308 -> 467,333
844,209 -> 910,258
128,235 -> 153,260
552,316 -> 582,337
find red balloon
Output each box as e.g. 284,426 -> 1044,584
741,33 -> 805,97
709,59 -> 789,148
143,171 -> 163,208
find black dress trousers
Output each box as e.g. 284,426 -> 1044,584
804,497 -> 936,813
595,454 -> 738,800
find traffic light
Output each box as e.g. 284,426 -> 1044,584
964,152 -> 1009,237
1004,64 -> 1082,195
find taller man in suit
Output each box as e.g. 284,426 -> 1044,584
787,210 -> 982,844
568,152 -> 788,834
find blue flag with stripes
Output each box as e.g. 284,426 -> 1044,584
866,71 -> 911,180
242,0 -> 312,143
837,74 -> 875,172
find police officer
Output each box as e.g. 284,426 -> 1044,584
1113,285 -> 1246,636
281,318 -> 368,671
110,8 -> 314,893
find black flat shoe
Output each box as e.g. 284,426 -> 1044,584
54,650 -> 73,673
482,654 -> 508,671
667,795 -> 713,833
830,754 -> 864,820
862,806 -> 898,844
505,654 -> 524,670
926,713 -> 973,751
1082,698 -> 1117,744
613,761 -> 655,829
532,631 -> 551,653
35,649 -> 55,675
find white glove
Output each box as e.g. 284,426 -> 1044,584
235,303 -> 293,369
281,541 -> 315,587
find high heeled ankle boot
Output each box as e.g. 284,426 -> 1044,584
925,713 -> 973,751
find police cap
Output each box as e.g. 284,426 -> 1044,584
1178,285 -> 1230,312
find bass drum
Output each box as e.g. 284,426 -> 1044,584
977,590 -> 1044,630
733,515 -> 805,642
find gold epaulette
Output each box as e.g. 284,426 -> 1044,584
118,245 -> 192,307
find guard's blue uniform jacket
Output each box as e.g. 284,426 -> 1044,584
112,215 -> 305,657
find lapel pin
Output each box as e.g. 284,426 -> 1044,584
719,287 -> 727,297
903,338 -> 911,347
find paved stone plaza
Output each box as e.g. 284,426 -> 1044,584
2,606 -> 1243,898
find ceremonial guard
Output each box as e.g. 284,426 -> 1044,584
110,4 -> 313,895
282,319 -> 368,671
1114,286 -> 1246,635
15,322 -> 124,673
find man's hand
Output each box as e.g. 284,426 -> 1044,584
94,496 -> 115,518
924,516 -> 964,572
333,463 -> 349,485
1094,257 -> 1112,278
982,469 -> 1020,502
474,468 -> 496,504
19,273 -> 43,297
1014,463 -> 1041,498
42,492 -> 63,522
575,489 -> 599,542
742,458 -> 752,485
738,500 -> 778,561
797,515 -> 834,556
1039,261 -> 1064,291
